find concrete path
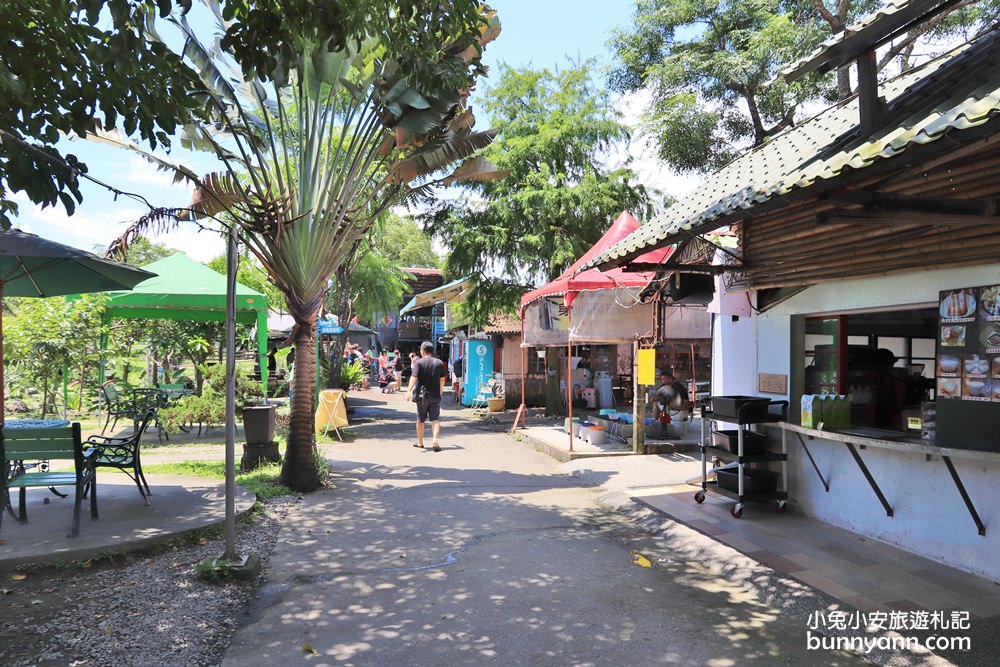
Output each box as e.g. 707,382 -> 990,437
222,396 -> 865,667
0,474 -> 256,571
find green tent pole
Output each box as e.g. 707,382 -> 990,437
256,309 -> 268,399
315,330 -> 322,410
97,310 -> 111,426
62,361 -> 69,420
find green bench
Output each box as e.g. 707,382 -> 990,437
1,424 -> 98,538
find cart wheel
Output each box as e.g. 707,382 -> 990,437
731,504 -> 743,519
775,500 -> 787,514
694,491 -> 705,504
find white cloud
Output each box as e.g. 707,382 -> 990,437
612,89 -> 703,212
11,190 -> 224,260
120,155 -> 193,191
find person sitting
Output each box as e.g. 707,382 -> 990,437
651,371 -> 691,422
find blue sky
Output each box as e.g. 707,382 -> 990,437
12,1 -> 647,262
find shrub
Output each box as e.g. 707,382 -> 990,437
159,364 -> 263,431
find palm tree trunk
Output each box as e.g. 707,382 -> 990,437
280,312 -> 322,492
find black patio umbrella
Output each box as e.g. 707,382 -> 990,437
0,229 -> 155,424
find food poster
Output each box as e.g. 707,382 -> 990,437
937,285 -> 1000,401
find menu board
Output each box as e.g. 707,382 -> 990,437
937,286 -> 1000,402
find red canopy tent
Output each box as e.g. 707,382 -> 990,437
520,210 -> 672,311
516,211 -> 676,451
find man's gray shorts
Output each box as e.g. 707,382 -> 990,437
416,397 -> 441,423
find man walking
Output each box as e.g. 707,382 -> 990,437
408,340 -> 447,452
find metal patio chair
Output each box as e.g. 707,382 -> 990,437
84,409 -> 156,505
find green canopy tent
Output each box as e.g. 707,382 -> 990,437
94,253 -> 270,394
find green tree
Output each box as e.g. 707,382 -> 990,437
120,237 -> 178,267
5,294 -> 106,417
374,212 -> 441,268
427,61 -> 653,323
610,0 -> 1000,173
96,0 -> 502,492
609,0 -> 829,172
0,0 -> 203,227
322,215 -> 409,389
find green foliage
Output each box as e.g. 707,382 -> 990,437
89,0 -> 501,493
0,0 -> 203,228
158,363 -> 262,432
314,445 -> 330,479
120,237 -> 178,267
345,250 -> 409,325
193,556 -> 229,582
4,293 -> 107,417
427,61 -> 652,323
374,212 -> 441,268
609,0 -> 830,172
339,359 -> 367,390
143,460 -> 291,500
609,0 -> 1000,173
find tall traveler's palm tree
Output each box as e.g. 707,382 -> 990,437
93,1 -> 504,490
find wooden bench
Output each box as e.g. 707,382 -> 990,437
1,424 -> 98,537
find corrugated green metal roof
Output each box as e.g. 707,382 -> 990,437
585,30 -> 1000,271
776,0 -> 956,82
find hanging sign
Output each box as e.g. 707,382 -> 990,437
637,348 -> 657,386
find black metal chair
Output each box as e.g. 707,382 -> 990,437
99,383 -> 135,435
131,388 -> 167,442
84,409 -> 156,505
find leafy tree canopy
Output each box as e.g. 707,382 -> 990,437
374,212 -> 441,269
89,0 -> 501,492
609,0 -> 830,172
427,61 -> 654,324
0,0 -> 204,227
609,0 -> 1000,173
117,236 -> 178,267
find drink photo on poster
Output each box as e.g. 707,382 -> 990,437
938,377 -> 960,398
963,354 -> 990,377
938,354 -> 961,376
963,377 -> 991,401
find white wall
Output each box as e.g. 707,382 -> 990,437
712,313 -> 756,396
769,427 -> 1000,581
723,264 -> 1000,579
756,312 -> 793,401
769,264 -> 1000,316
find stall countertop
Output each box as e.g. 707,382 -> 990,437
775,421 -> 1000,464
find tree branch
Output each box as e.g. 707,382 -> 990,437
814,0 -> 842,30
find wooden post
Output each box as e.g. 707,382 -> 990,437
632,341 -> 645,454
690,342 -> 697,407
545,347 -> 561,417
567,312 -> 573,452
516,316 -> 527,432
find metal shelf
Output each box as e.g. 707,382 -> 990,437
696,398 -> 790,518
707,484 -> 788,504
700,445 -> 787,463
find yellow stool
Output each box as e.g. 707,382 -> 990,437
315,389 -> 348,440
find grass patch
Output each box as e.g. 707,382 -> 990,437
142,461 -> 292,500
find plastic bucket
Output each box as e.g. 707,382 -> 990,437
587,426 -> 607,446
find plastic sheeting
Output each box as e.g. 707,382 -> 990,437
522,290 -> 656,346
570,289 -> 655,342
